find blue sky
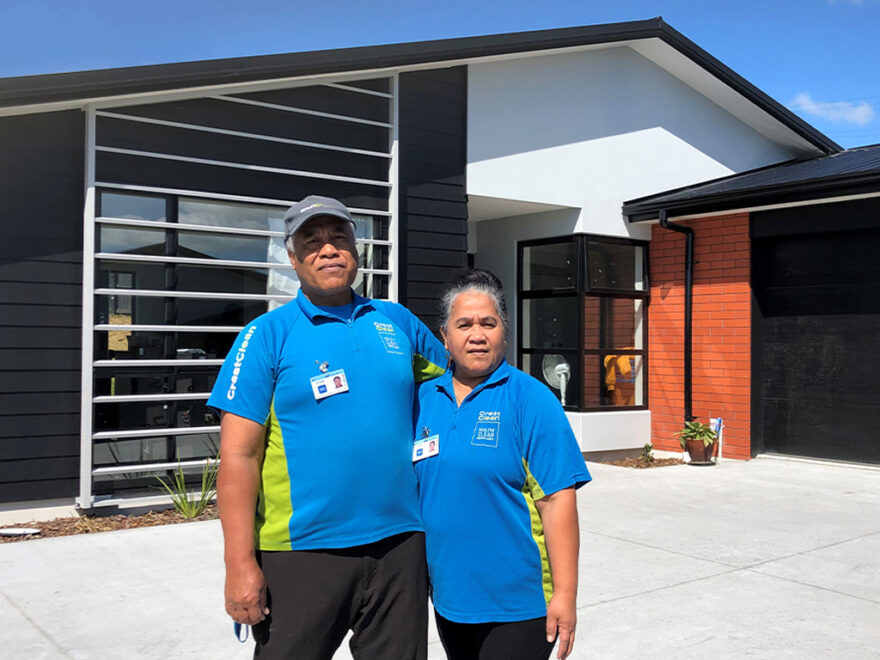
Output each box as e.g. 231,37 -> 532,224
1,0 -> 878,148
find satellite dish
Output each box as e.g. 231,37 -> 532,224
541,354 -> 571,406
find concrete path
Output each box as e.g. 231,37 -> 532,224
1,457 -> 877,659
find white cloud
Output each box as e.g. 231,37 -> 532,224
790,92 -> 875,125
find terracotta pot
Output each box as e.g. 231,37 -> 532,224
685,438 -> 716,464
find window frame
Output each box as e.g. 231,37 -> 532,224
518,234 -> 649,413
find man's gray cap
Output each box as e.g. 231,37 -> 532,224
283,195 -> 355,240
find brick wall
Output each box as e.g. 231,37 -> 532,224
649,214 -> 751,459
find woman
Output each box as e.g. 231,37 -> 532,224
414,270 -> 591,660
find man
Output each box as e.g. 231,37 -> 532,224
207,195 -> 447,660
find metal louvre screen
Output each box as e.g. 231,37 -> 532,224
83,78 -> 395,503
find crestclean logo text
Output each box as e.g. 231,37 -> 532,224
478,411 -> 501,422
227,325 -> 258,400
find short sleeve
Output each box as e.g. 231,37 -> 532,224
206,317 -> 276,425
520,378 -> 592,498
376,302 -> 448,383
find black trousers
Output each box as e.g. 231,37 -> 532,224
253,531 -> 427,660
435,611 -> 554,660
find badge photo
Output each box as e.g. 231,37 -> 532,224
310,368 -> 349,401
413,434 -> 440,462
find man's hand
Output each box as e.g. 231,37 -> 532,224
225,558 -> 270,625
545,591 -> 576,659
217,413 -> 269,625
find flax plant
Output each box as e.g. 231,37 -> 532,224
156,456 -> 219,519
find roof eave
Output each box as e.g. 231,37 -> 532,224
0,17 -> 840,155
624,172 -> 880,222
0,19 -> 665,108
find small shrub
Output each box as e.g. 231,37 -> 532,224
675,420 -> 717,449
156,457 -> 219,519
640,442 -> 655,464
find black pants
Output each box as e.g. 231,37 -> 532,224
253,531 -> 427,660
435,611 -> 554,660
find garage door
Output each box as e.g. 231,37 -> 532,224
753,205 -> 880,464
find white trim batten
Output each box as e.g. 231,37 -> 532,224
95,146 -> 393,188
323,82 -> 394,99
92,426 -> 221,441
93,359 -> 225,368
213,95 -> 392,127
388,73 -> 400,303
96,216 -> 285,238
94,287 -> 294,301
96,110 -> 392,159
95,252 -> 292,270
92,458 -> 218,476
94,324 -> 245,333
96,182 -> 393,217
98,217 -> 395,247
78,106 -> 98,509
93,393 -> 211,403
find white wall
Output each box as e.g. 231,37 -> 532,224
474,207 -> 579,364
468,45 -> 800,453
467,46 -> 797,238
475,209 -> 653,453
567,410 -> 652,453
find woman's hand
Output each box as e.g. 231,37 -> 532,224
545,590 -> 576,659
536,487 -> 580,659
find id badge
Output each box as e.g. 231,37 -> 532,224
413,434 -> 439,462
310,368 -> 349,400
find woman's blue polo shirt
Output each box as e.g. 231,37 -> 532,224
415,360 -> 591,623
207,292 -> 447,551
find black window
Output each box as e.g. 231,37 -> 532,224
519,236 -> 648,411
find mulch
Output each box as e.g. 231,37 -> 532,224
603,457 -> 684,469
1,455 -> 682,544
0,504 -> 218,544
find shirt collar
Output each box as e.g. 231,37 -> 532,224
295,289 -> 373,321
436,359 -> 510,401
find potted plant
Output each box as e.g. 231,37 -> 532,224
676,420 -> 717,465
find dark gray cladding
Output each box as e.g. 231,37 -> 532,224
0,110 -> 85,502
397,67 -> 469,334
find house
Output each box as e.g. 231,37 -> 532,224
0,18 -> 848,508
625,145 -> 880,465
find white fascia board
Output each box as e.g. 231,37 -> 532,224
642,190 -> 880,224
630,39 -> 824,159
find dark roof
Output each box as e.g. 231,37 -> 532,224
0,18 -> 839,155
624,144 -> 880,222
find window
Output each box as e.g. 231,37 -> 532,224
90,190 -> 393,495
83,75 -> 396,503
519,236 -> 648,411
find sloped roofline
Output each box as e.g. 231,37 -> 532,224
0,17 -> 840,154
623,144 -> 880,222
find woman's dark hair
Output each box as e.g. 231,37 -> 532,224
439,269 -> 509,335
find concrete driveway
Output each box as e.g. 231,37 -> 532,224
1,457 -> 877,659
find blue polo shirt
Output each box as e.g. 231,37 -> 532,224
415,360 -> 591,623
207,292 -> 447,551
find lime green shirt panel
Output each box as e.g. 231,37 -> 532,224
521,458 -> 553,606
255,403 -> 294,551
413,352 -> 447,384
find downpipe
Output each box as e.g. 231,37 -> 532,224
658,209 -> 695,424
